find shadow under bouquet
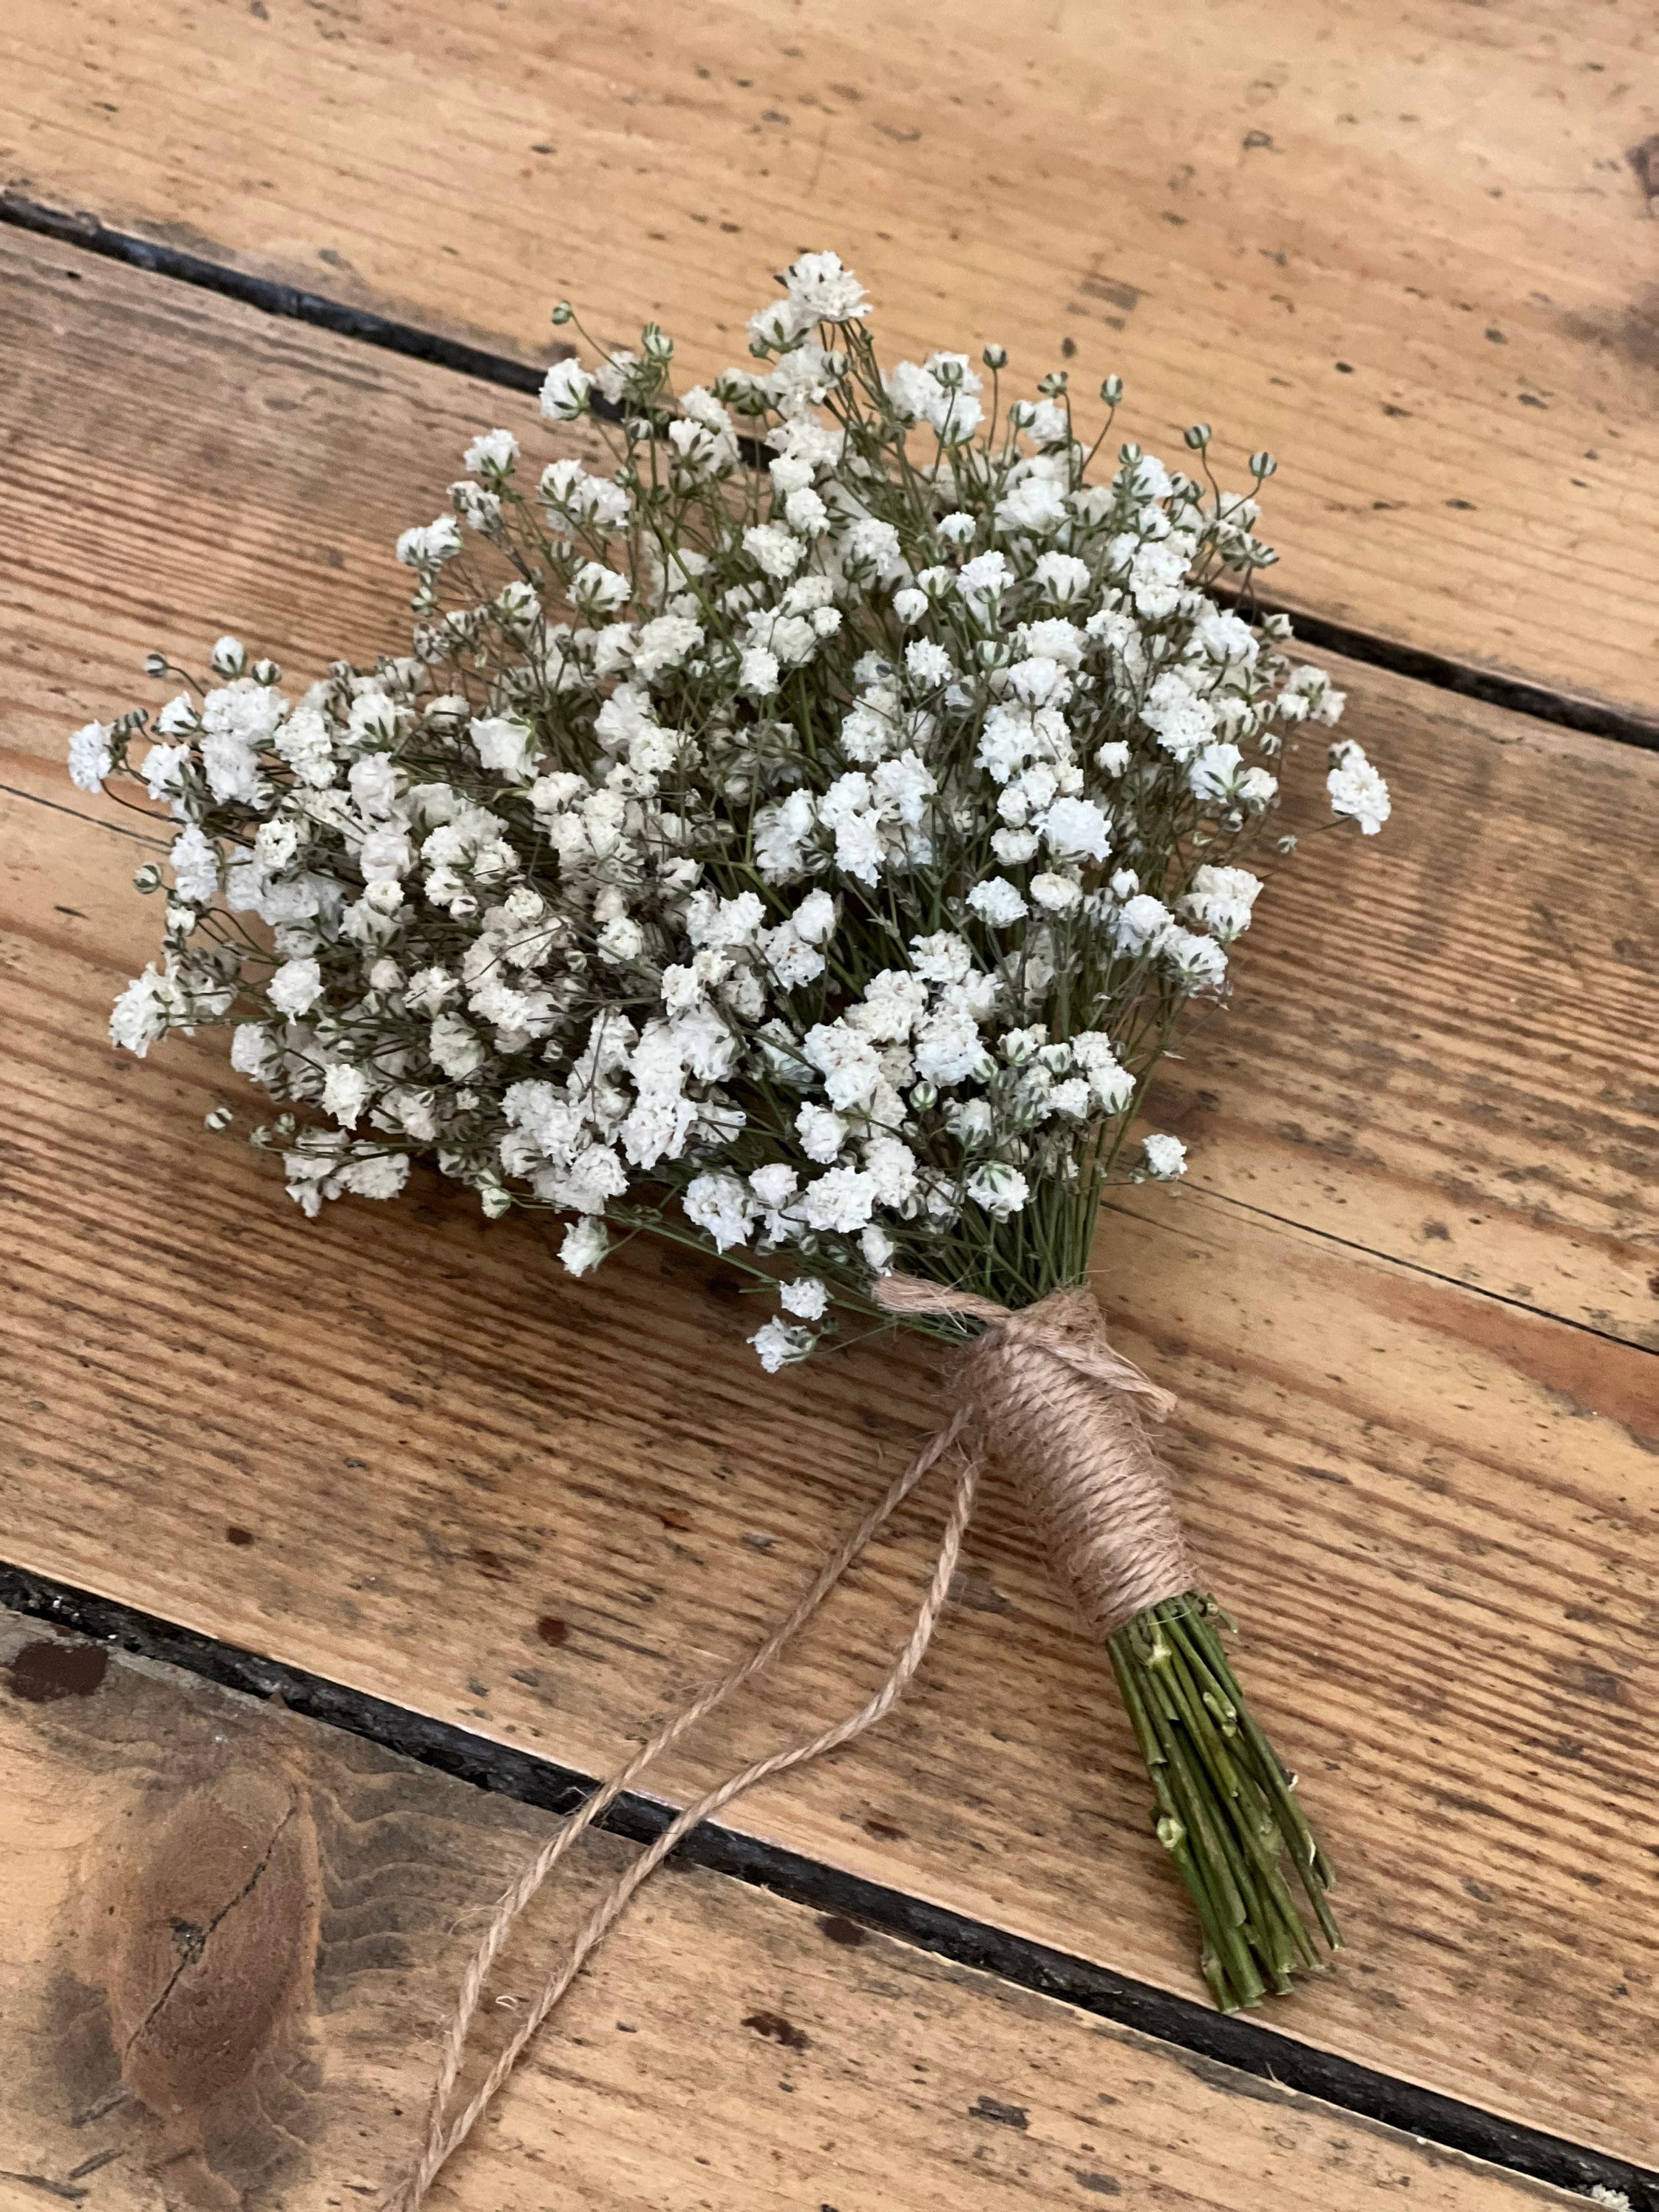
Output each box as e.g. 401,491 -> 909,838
72,250 -> 1391,2171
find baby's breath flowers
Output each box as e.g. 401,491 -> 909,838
75,249 -> 1383,2008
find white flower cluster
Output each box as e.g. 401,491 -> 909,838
75,252 -> 1386,1366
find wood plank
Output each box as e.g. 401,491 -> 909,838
4,237 -> 1659,2157
5,774 -> 1658,2167
4,0 -> 1659,719
0,1609 -> 1584,2212
4,231 -> 1654,1347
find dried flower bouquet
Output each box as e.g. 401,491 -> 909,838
71,253 -> 1387,2018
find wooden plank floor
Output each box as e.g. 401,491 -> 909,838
5,237 -> 1655,1349
4,0 -> 1658,722
1,9 -> 1657,2203
1,1608 -> 1589,2212
4,240 -> 1659,2176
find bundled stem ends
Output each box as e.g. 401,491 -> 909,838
1109,1593 -> 1339,2010
874,1269 -> 1337,2012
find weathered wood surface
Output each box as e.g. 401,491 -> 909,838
6,756 -> 1659,2162
1,1609 -> 1587,2212
4,0 -> 1658,721
5,234 -> 1655,1348
5,235 -> 1659,2165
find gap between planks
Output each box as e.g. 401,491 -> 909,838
1,189 -> 1655,755
1,1575 -> 1652,2212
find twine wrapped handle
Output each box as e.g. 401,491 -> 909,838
389,1275 -> 1192,2208
876,1275 -> 1195,1635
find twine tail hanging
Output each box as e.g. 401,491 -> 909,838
390,1275 -> 1332,2205
389,1392 -> 980,2211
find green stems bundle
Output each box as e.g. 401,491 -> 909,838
1110,1594 -> 1339,2009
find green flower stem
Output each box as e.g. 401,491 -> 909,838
1106,1592 -> 1339,2011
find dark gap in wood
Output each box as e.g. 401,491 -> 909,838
3,1561 -> 1653,2211
4,191 -> 1657,755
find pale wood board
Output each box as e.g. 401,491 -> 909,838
4,233 -> 1655,1348
2,0 -> 1658,719
0,1609 -> 1587,2212
5,770 -> 1659,2161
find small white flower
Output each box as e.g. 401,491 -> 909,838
1182,864 -> 1261,941
744,522 -> 807,579
396,515 -> 461,567
739,646 -> 781,696
464,427 -> 519,476
324,1062 -> 371,1127
1327,740 -> 1391,835
268,955 -> 324,1017
904,638 -> 954,689
1142,1133 -> 1187,1179
68,721 -> 113,792
966,876 -> 1029,926
109,967 -> 173,1056
560,1216 -> 610,1276
1040,795 -> 1112,862
683,1170 -> 755,1252
966,1161 -> 1030,1217
750,1316 -> 813,1373
471,716 -> 541,783
540,357 -> 593,419
780,1275 -> 830,1320
1029,872 -> 1080,912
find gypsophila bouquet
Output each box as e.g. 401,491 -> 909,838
72,251 -> 1388,2023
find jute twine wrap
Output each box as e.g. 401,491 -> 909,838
390,1276 -> 1192,2208
876,1275 -> 1195,1637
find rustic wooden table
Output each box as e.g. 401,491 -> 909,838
1,5 -> 1655,2208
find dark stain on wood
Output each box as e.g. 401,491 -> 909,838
7,1639 -> 108,1704
742,2009 -> 810,2052
535,1615 -> 569,1646
818,1915 -> 867,1948
65,1763 -> 324,2205
1628,132 -> 1659,213
1071,2174 -> 1123,2197
970,2094 -> 1030,2129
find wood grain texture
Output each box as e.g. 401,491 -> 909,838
4,771 -> 1658,2163
0,1609 -> 1586,2212
4,232 -> 1654,1346
3,240 -> 1658,2157
3,0 -> 1658,718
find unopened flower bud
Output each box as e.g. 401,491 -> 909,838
1183,422 -> 1212,450
1099,373 -> 1124,405
143,651 -> 169,679
204,1105 -> 235,1133
132,862 -> 163,895
549,301 -> 574,325
1249,449 -> 1278,478
981,343 -> 1008,370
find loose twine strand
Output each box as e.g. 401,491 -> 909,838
389,1276 -> 1190,2209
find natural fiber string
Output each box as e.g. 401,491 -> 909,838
389,1398 -> 977,2210
876,1276 -> 1195,1637
391,1276 -> 1191,2208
